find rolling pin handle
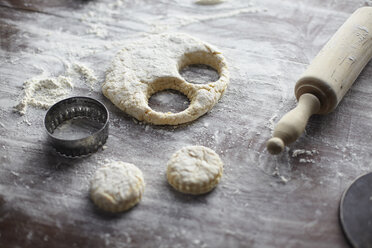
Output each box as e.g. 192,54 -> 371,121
267,93 -> 321,155
266,7 -> 372,155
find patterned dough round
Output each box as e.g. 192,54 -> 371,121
167,145 -> 223,195
102,33 -> 229,125
90,161 -> 145,212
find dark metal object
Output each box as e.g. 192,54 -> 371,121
44,96 -> 109,157
340,172 -> 372,248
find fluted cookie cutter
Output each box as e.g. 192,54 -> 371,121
102,33 -> 229,125
44,96 -> 109,157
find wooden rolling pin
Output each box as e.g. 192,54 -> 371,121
267,7 -> 372,155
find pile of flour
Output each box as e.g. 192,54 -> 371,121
14,75 -> 73,115
14,62 -> 97,115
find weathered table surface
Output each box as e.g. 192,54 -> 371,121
1,0 -> 372,247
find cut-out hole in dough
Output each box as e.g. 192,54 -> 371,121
180,64 -> 220,84
148,89 -> 190,113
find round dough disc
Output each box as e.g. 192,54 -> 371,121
90,161 -> 145,212
166,145 -> 223,195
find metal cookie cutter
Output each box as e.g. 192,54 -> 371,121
44,96 -> 109,157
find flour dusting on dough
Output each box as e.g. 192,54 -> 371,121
166,145 -> 223,194
90,161 -> 145,212
102,33 -> 229,125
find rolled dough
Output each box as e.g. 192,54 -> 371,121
102,33 -> 229,125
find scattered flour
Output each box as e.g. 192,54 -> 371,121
181,7 -> 265,24
279,175 -> 289,183
72,63 -> 98,89
292,149 -> 318,157
11,171 -> 20,177
14,75 -> 73,115
149,6 -> 266,33
299,158 -> 315,164
14,61 -> 98,115
23,119 -> 32,126
195,0 -> 226,5
292,149 -> 318,163
266,114 -> 277,131
86,23 -> 108,38
78,0 -> 128,38
272,170 -> 289,184
27,231 -> 33,240
108,0 -> 125,9
180,7 -> 264,25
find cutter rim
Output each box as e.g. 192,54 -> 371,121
44,96 -> 109,157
